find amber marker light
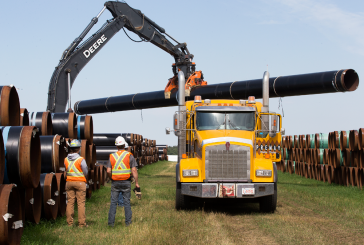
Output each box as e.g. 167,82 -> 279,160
194,95 -> 202,103
247,96 -> 256,103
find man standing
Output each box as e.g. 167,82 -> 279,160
65,139 -> 88,227
117,142 -> 129,207
107,136 -> 140,227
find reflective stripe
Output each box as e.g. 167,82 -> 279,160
112,170 -> 132,174
77,116 -> 81,139
111,151 -> 131,175
66,157 -> 84,177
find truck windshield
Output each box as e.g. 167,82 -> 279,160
196,111 -> 255,131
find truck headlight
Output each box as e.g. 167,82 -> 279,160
256,170 -> 272,177
183,169 -> 199,177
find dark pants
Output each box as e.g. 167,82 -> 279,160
108,180 -> 132,226
118,192 -> 124,206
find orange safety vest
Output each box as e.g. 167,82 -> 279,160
109,150 -> 132,181
64,156 -> 86,182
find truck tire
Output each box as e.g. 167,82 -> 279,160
259,184 -> 277,213
175,188 -> 190,210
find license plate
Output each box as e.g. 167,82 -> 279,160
242,188 -> 255,195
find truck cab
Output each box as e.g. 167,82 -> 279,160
174,96 -> 282,212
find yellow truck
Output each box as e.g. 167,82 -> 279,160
169,71 -> 283,212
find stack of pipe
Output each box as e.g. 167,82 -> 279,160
278,129 -> 364,189
0,85 -> 105,244
156,145 -> 168,161
94,133 -> 163,167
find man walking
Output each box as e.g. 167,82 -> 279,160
65,139 -> 88,227
107,136 -> 140,227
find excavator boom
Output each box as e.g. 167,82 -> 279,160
47,1 -> 196,113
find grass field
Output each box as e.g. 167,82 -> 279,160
21,161 -> 364,245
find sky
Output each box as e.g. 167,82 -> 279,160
1,0 -> 363,146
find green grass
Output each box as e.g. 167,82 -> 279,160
21,163 -> 364,245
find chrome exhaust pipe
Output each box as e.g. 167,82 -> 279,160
177,71 -> 186,166
261,71 -> 270,130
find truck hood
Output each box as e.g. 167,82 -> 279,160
195,130 -> 255,147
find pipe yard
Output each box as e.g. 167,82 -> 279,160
0,86 -> 168,244
3,0 -> 364,244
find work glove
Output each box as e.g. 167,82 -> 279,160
133,187 -> 141,200
131,176 -> 135,184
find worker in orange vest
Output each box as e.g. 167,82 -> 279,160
64,139 -> 88,227
107,136 -> 140,227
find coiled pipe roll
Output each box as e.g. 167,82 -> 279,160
29,112 -> 53,135
77,115 -> 93,144
51,112 -> 77,138
40,135 -> 66,173
0,85 -> 20,126
40,173 -> 59,220
1,126 -> 41,188
20,108 -> 29,126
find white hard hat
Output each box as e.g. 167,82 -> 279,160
115,136 -> 126,146
125,142 -> 129,149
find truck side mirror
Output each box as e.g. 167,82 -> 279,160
165,127 -> 171,135
281,128 -> 285,135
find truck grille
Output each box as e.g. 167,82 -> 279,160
205,144 -> 250,180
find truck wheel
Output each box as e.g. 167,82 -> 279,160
259,184 -> 277,213
175,188 -> 190,210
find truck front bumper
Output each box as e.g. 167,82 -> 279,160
181,183 -> 274,198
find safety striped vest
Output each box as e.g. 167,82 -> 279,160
110,150 -> 131,181
64,157 -> 86,182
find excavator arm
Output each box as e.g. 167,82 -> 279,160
47,1 -> 200,113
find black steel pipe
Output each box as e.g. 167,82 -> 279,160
40,173 -> 59,220
93,134 -> 121,146
93,133 -> 134,146
51,113 -> 77,139
25,182 -> 42,224
95,146 -> 117,160
29,112 -> 53,135
77,115 -> 93,143
40,135 -> 66,174
74,69 -> 359,114
1,126 -> 41,188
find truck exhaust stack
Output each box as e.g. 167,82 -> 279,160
262,71 -> 270,131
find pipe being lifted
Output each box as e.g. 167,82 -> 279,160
74,69 -> 359,114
